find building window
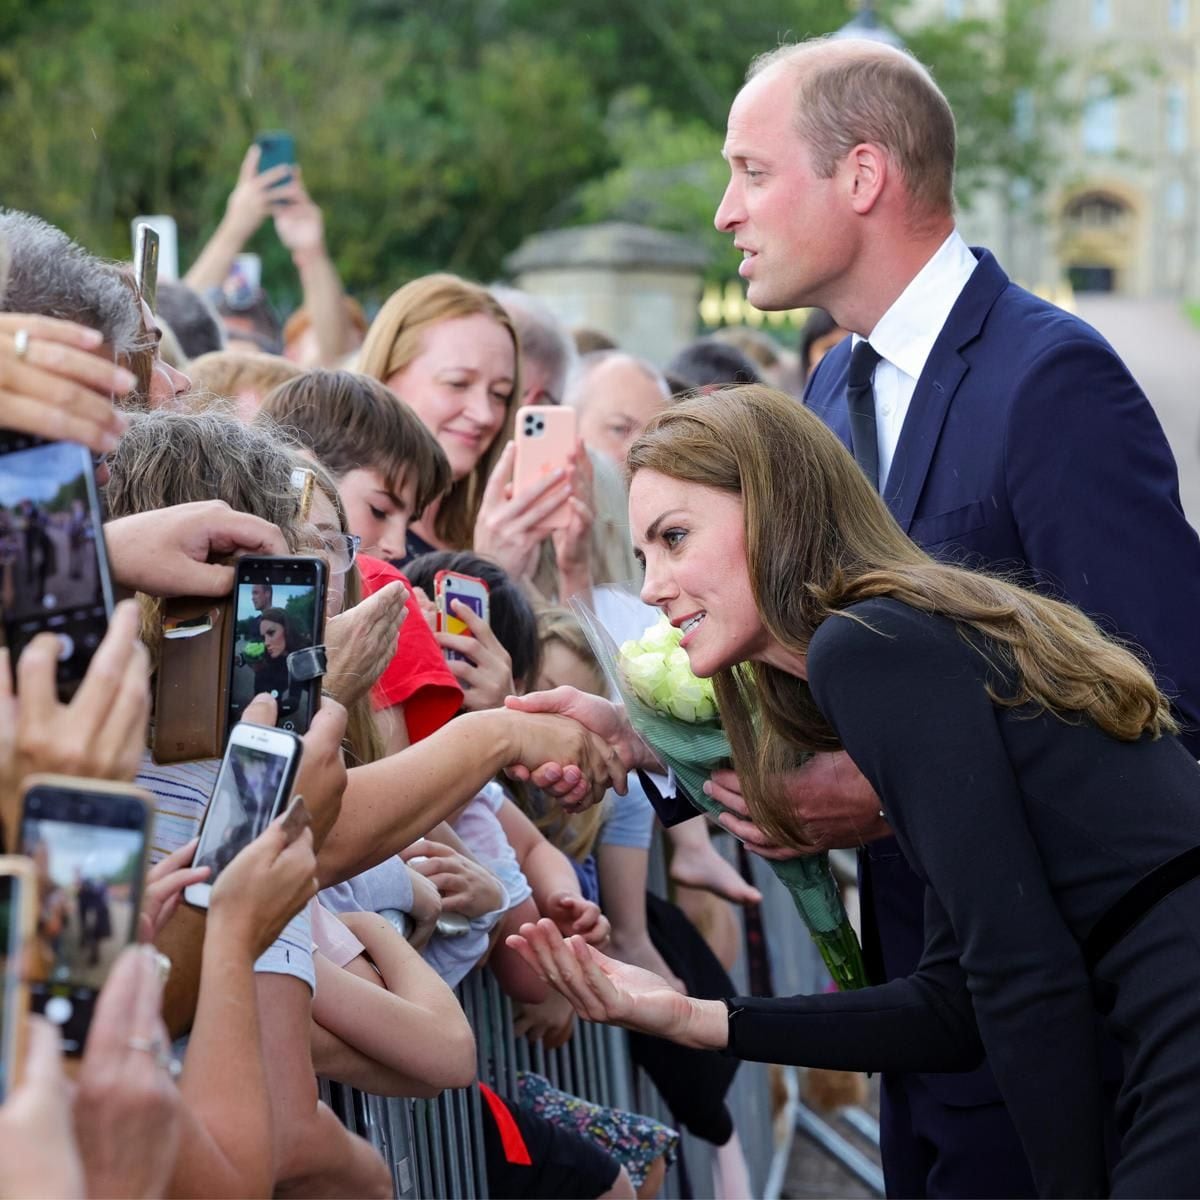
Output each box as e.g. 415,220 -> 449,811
1166,180 -> 1188,222
1013,88 -> 1035,143
1091,0 -> 1111,29
1170,0 -> 1189,31
1064,192 -> 1129,230
1083,79 -> 1118,155
1167,84 -> 1188,153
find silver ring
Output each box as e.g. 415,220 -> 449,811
13,328 -> 29,359
127,1035 -> 173,1073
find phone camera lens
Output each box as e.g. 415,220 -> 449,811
534,419 -> 545,432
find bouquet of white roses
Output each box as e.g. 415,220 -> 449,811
575,599 -> 867,991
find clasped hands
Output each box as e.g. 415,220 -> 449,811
505,685 -> 889,855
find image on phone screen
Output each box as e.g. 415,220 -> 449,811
194,742 -> 289,887
0,436 -> 111,695
229,566 -> 322,733
21,812 -> 145,1054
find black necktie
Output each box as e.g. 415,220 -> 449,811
847,340 -> 883,491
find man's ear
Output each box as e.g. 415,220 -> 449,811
846,143 -> 888,216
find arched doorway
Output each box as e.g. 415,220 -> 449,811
1059,189 -> 1138,294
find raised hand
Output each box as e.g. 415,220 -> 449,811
324,581 -> 408,706
543,891 -> 611,947
221,144 -> 292,245
506,918 -> 724,1047
434,598 -> 515,712
207,797 -> 318,960
0,314 -> 134,453
271,168 -> 327,261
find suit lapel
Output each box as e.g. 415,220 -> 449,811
883,250 -> 1009,532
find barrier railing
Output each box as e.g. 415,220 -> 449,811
322,829 -> 836,1199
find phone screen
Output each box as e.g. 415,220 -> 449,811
0,874 -> 21,1100
193,740 -> 291,889
0,434 -> 112,698
21,793 -> 147,1055
228,558 -> 325,734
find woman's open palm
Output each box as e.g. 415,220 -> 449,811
507,918 -> 694,1040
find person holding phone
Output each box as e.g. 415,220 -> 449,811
184,143 -> 354,366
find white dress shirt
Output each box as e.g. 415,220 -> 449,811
853,230 -> 978,490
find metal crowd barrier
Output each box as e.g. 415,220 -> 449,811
321,828 -> 851,1199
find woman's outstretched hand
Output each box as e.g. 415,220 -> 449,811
506,917 -> 729,1050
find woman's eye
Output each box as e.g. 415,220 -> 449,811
369,505 -> 387,521
663,528 -> 686,549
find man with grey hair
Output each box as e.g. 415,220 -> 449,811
490,284 -> 576,407
0,209 -> 142,358
564,350 -> 670,466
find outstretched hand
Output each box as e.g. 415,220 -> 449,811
506,918 -> 727,1049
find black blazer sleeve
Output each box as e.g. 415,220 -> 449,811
803,603 -> 1107,1197
635,769 -> 702,827
727,885 -> 983,1073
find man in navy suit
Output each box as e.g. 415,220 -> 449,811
700,35 -> 1200,1199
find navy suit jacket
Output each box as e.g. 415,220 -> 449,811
802,247 -> 1200,1107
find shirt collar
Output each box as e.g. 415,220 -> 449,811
853,230 -> 978,381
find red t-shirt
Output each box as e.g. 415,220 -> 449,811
357,554 -> 462,743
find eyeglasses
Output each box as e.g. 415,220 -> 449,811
314,531 -> 361,576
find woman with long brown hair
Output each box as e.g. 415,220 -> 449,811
509,385 -> 1200,1197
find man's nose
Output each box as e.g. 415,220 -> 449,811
714,177 -> 743,232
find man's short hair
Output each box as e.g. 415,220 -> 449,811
565,350 -> 670,411
215,289 -> 283,354
666,336 -> 761,390
257,368 -> 452,518
749,39 -> 957,218
156,280 -> 225,359
491,285 -> 577,404
0,209 -> 142,353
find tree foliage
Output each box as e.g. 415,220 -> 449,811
0,0 -> 1080,303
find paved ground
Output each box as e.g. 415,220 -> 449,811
1075,295 -> 1200,529
780,296 -> 1198,1200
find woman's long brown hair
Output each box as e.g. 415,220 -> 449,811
627,386 -> 1176,849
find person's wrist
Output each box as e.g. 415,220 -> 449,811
291,242 -> 329,272
682,996 -> 730,1050
216,211 -> 255,248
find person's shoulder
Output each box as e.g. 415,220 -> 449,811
808,597 -> 967,679
988,279 -> 1120,364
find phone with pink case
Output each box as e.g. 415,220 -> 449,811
512,405 -> 577,531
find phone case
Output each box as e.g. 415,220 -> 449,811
152,596 -> 234,764
434,571 -> 489,635
513,405 -> 577,531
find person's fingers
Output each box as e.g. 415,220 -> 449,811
704,775 -> 749,816
17,1015 -> 65,1094
146,838 -> 199,882
504,931 -> 543,979
14,633 -> 59,735
0,374 -> 128,450
446,599 -> 500,647
434,631 -> 482,662
70,599 -> 141,719
11,334 -> 137,396
479,441 -> 516,510
202,507 -> 291,559
240,692 -> 279,728
510,477 -> 572,529
94,639 -> 151,775
237,143 -> 261,183
253,162 -> 293,190
0,314 -> 105,349
569,935 -> 623,1017
504,687 -> 574,716
83,946 -> 145,1053
714,809 -> 777,846
527,762 -> 564,787
709,767 -> 742,793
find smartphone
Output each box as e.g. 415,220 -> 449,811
20,776 -> 151,1056
0,858 -> 36,1101
255,130 -> 295,191
435,570 -> 489,663
228,555 -> 327,736
133,223 -> 160,313
184,722 -> 303,910
131,215 -> 178,282
513,405 -> 577,531
0,432 -> 114,700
